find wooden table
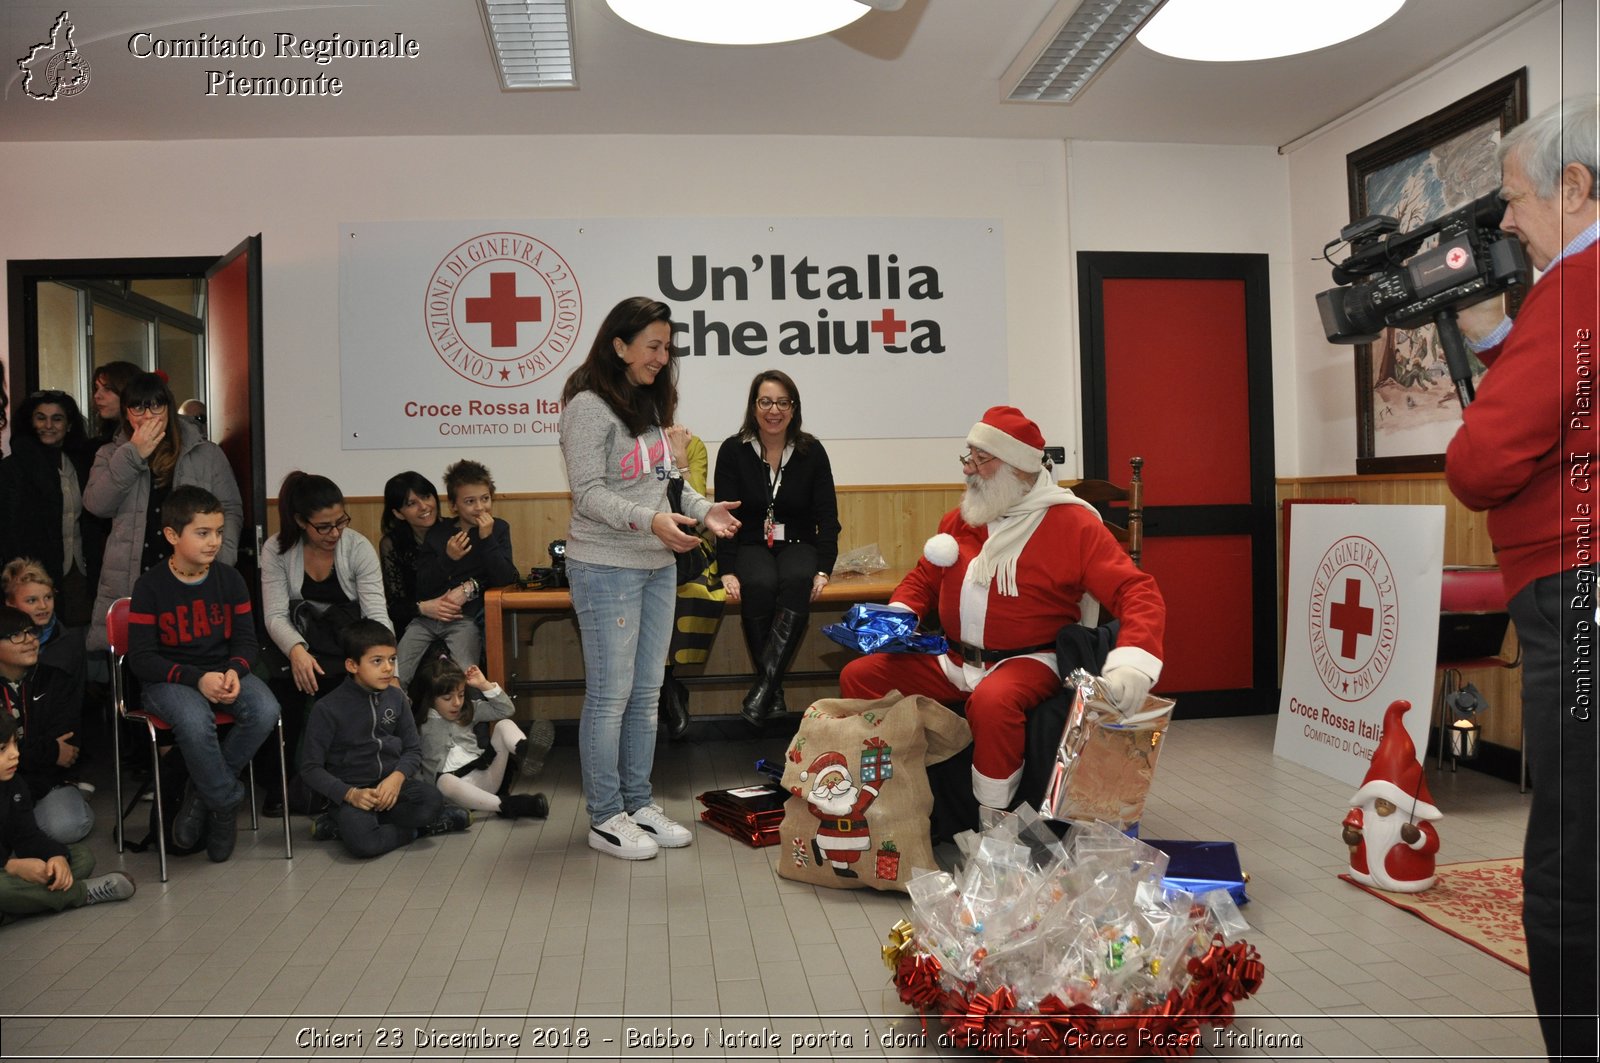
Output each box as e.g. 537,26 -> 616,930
483,568 -> 907,694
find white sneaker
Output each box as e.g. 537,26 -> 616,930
628,803 -> 692,848
588,811 -> 659,860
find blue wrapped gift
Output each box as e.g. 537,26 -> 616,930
1144,839 -> 1249,905
821,603 -> 948,655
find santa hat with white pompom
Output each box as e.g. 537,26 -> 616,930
967,406 -> 1047,474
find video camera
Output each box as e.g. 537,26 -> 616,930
525,540 -> 568,589
1315,190 -> 1529,407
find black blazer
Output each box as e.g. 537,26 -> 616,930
713,435 -> 841,578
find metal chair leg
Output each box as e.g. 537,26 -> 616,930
246,763 -> 259,831
146,721 -> 167,883
276,718 -> 292,860
112,687 -> 125,853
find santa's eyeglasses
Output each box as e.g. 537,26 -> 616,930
958,450 -> 998,470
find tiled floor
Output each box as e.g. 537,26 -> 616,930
0,714 -> 1542,1062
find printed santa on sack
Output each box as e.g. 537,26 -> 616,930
1342,700 -> 1442,893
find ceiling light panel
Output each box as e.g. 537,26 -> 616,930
1004,0 -> 1165,103
1137,0 -> 1406,62
606,0 -> 870,46
480,0 -> 576,90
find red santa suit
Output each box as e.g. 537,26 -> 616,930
840,462 -> 1164,808
1344,700 -> 1443,893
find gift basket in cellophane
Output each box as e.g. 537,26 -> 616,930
882,673 -> 1266,1058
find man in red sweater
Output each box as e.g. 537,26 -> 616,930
1447,95 -> 1598,1062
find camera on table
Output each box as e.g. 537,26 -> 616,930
1315,190 -> 1529,345
527,539 -> 568,589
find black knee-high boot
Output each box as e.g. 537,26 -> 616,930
742,608 -> 804,727
658,664 -> 690,741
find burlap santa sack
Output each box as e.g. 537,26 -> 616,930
777,691 -> 971,892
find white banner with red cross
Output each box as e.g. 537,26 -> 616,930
1274,505 -> 1446,787
337,218 -> 1006,449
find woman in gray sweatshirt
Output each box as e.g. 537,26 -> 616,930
558,297 -> 741,861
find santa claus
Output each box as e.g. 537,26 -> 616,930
799,751 -> 880,878
1341,700 -> 1442,893
838,406 -> 1165,811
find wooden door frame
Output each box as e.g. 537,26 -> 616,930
1077,251 -> 1278,716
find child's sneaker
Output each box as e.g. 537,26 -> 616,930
310,813 -> 341,841
496,793 -> 549,820
418,807 -> 472,836
588,811 -> 658,860
627,804 -> 692,848
83,872 -> 136,905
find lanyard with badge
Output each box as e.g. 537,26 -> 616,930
763,444 -> 789,547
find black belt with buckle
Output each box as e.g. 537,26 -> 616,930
952,640 -> 1055,665
827,818 -> 868,831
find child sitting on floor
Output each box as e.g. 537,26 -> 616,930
413,656 -> 549,820
299,619 -> 468,857
0,711 -> 133,921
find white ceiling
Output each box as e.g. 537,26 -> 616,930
0,0 -> 1552,145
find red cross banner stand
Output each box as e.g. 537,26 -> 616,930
1274,505 -> 1445,787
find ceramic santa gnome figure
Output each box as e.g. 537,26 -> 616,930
1341,699 -> 1442,892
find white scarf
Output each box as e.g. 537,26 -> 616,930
966,469 -> 1101,597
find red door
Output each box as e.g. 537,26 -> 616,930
205,235 -> 264,571
1078,253 -> 1277,715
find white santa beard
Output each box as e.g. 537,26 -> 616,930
960,468 -> 1031,526
1358,807 -> 1419,888
810,785 -> 859,817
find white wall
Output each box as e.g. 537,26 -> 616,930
1284,0 -> 1594,476
0,134 -> 1073,492
1065,141 -> 1296,473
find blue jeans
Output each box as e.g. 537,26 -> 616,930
142,673 -> 281,812
33,785 -> 94,845
568,559 -> 675,826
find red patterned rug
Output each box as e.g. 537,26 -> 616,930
1339,858 -> 1527,973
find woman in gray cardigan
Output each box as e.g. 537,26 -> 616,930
258,472 -> 389,812
558,296 -> 741,861
83,373 -> 242,653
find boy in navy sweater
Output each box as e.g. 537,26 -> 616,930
300,619 -> 466,858
128,486 -> 281,863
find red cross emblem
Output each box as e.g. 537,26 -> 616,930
870,308 -> 907,347
1328,577 -> 1375,660
465,272 -> 543,348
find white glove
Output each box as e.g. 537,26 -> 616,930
1101,666 -> 1154,716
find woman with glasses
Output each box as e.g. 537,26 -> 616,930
713,370 -> 841,728
259,472 -> 389,813
88,362 -> 142,445
83,372 -> 243,655
0,391 -> 98,628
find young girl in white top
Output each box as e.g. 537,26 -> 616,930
413,656 -> 548,819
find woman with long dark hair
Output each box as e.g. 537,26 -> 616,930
714,370 -> 840,726
259,471 -> 388,812
557,296 -> 741,860
0,391 -> 99,625
88,362 -> 142,444
82,372 -> 242,653
262,471 -> 389,695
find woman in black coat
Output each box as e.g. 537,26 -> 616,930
714,370 -> 840,727
0,390 -> 98,625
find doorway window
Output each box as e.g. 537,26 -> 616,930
33,278 -> 205,413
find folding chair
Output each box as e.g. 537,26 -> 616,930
106,597 -> 292,881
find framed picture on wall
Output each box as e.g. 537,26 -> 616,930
1347,68 -> 1527,474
